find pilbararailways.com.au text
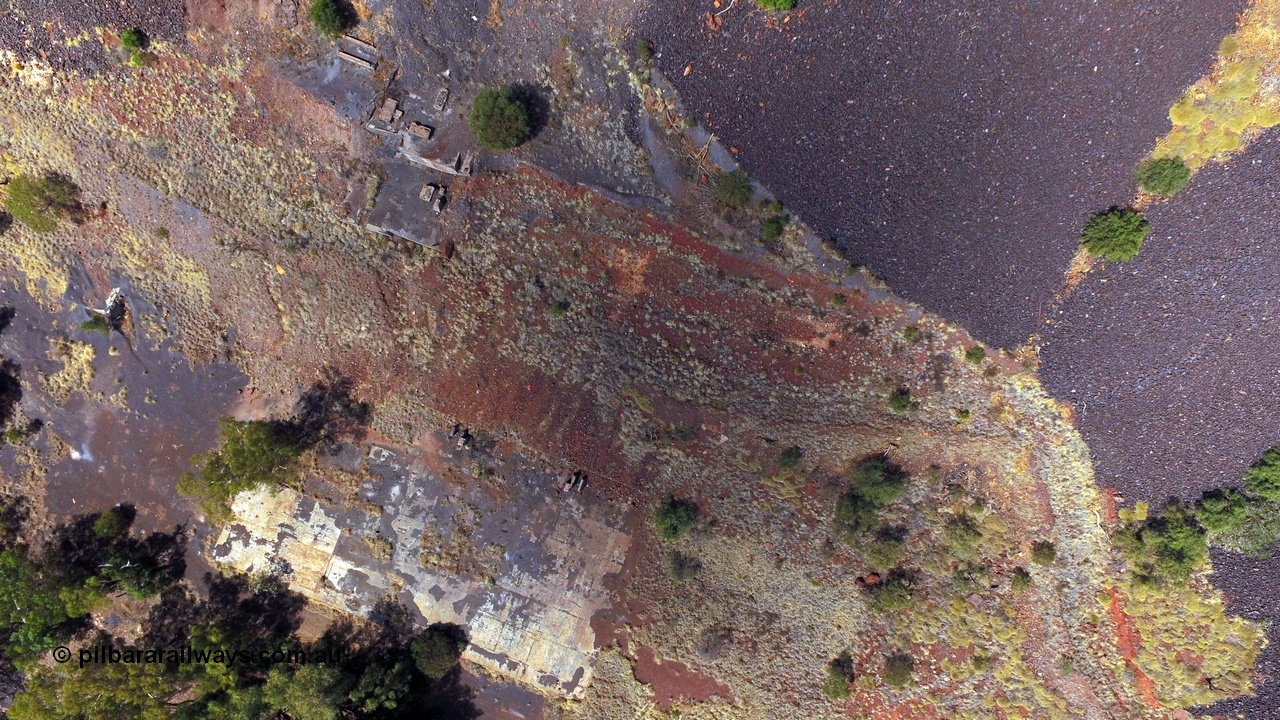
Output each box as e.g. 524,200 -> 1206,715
54,644 -> 346,669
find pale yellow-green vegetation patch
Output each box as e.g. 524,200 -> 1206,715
41,337 -> 95,404
1121,578 -> 1264,708
116,226 -> 216,337
1155,1 -> 1280,167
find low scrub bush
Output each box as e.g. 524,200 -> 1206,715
887,388 -> 919,413
1080,208 -> 1149,261
965,345 -> 985,364
713,171 -> 752,207
944,514 -> 983,558
758,0 -> 796,9
4,173 -> 82,233
654,495 -> 699,539
120,28 -> 148,51
760,214 -> 789,240
864,573 -> 912,614
1031,540 -> 1057,566
469,88 -> 532,150
821,653 -> 855,701
1135,156 -> 1191,197
1203,492 -> 1280,558
1010,566 -> 1032,591
1244,445 -> 1280,501
882,653 -> 914,688
849,455 -> 907,506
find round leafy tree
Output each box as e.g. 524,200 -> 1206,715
309,0 -> 355,39
1135,156 -> 1191,197
713,170 -> 752,207
758,0 -> 796,10
1080,208 -> 1149,261
469,88 -> 532,151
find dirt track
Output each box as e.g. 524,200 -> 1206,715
1040,134 -> 1280,715
636,0 -> 1243,348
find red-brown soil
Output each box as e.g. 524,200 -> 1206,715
636,0 -> 1244,348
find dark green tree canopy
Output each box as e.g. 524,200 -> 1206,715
469,88 -> 532,151
1080,207 -> 1149,261
1135,156 -> 1191,197
309,0 -> 356,39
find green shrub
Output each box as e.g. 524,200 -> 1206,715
821,653 -> 854,701
1135,156 -> 1191,197
944,514 -> 983,558
1010,567 -> 1032,592
831,293 -> 847,307
901,326 -> 919,342
758,0 -> 796,10
760,214 -> 789,241
1080,208 -> 1149,261
120,28 -> 148,51
848,455 -> 907,507
634,38 -> 653,64
1203,493 -> 1280,558
309,0 -> 355,38
547,299 -> 570,317
971,653 -> 993,671
4,173 -> 81,233
1031,541 -> 1057,566
3,419 -> 41,445
1197,488 -> 1247,534
777,445 -> 804,470
965,345 -> 985,364
469,88 -> 532,151
92,508 -> 128,539
887,388 -> 919,413
1116,501 -> 1208,583
864,576 -> 911,614
882,653 -> 914,688
79,315 -> 110,334
654,495 -> 699,539
713,171 -> 752,208
835,491 -> 877,539
176,419 -> 305,523
1245,445 -> 1280,500
411,626 -> 464,680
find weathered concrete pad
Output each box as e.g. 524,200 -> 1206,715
210,444 -> 630,699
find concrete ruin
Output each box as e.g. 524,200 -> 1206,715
209,445 -> 631,699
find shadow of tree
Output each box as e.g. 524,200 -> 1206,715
271,366 -> 372,449
510,83 -> 552,141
